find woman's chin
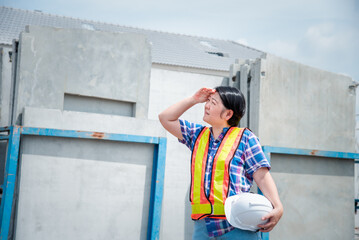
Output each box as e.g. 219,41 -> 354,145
203,116 -> 210,125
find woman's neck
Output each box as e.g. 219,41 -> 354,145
211,123 -> 230,140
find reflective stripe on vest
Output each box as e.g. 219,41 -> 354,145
190,127 -> 245,220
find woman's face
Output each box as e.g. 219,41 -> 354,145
203,92 -> 228,126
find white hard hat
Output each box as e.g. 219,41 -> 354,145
225,192 -> 273,231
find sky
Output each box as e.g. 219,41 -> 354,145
1,0 -> 359,83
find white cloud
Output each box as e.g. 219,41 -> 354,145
303,23 -> 352,51
298,22 -> 358,63
295,22 -> 359,80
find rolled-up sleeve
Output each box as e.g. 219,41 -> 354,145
178,119 -> 204,150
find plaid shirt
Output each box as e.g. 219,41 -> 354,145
179,119 -> 270,237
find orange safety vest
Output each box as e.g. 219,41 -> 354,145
190,126 -> 246,220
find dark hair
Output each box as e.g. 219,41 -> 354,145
214,86 -> 246,127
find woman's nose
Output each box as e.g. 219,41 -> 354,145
205,102 -> 210,109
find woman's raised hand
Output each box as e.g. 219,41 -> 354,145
192,88 -> 216,103
159,87 -> 215,140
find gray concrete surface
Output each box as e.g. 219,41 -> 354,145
239,62 -> 250,128
256,54 -> 356,153
13,25 -> 151,124
23,107 -> 166,137
63,94 -> 134,117
0,46 -> 13,127
16,108 -> 164,240
16,154 -> 150,240
270,154 -> 354,239
0,47 -> 12,127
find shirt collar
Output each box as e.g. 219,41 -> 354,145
209,127 -> 230,142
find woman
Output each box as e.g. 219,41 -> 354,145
159,86 -> 283,239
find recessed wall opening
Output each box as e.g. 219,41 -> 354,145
64,93 -> 135,117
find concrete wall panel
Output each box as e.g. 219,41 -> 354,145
238,63 -> 249,128
16,154 -> 150,240
17,104 -> 165,239
0,47 -> 13,126
248,59 -> 262,134
258,54 -> 356,152
270,154 -> 354,240
14,25 -> 151,123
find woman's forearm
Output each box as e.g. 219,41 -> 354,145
253,168 -> 283,232
158,96 -> 197,139
159,96 -> 197,122
254,168 -> 283,209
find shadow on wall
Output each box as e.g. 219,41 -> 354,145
185,188 -> 194,239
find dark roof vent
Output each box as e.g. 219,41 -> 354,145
206,51 -> 229,57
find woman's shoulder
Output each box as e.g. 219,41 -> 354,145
239,128 -> 260,145
240,128 -> 255,137
179,119 -> 207,139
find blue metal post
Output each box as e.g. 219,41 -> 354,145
0,126 -> 20,240
148,137 -> 167,240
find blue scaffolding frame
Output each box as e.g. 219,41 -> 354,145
260,146 -> 359,240
0,126 -> 167,240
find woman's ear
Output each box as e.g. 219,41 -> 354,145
224,109 -> 233,121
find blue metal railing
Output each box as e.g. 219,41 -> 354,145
0,126 -> 167,240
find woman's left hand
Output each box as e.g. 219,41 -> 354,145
257,206 -> 283,232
